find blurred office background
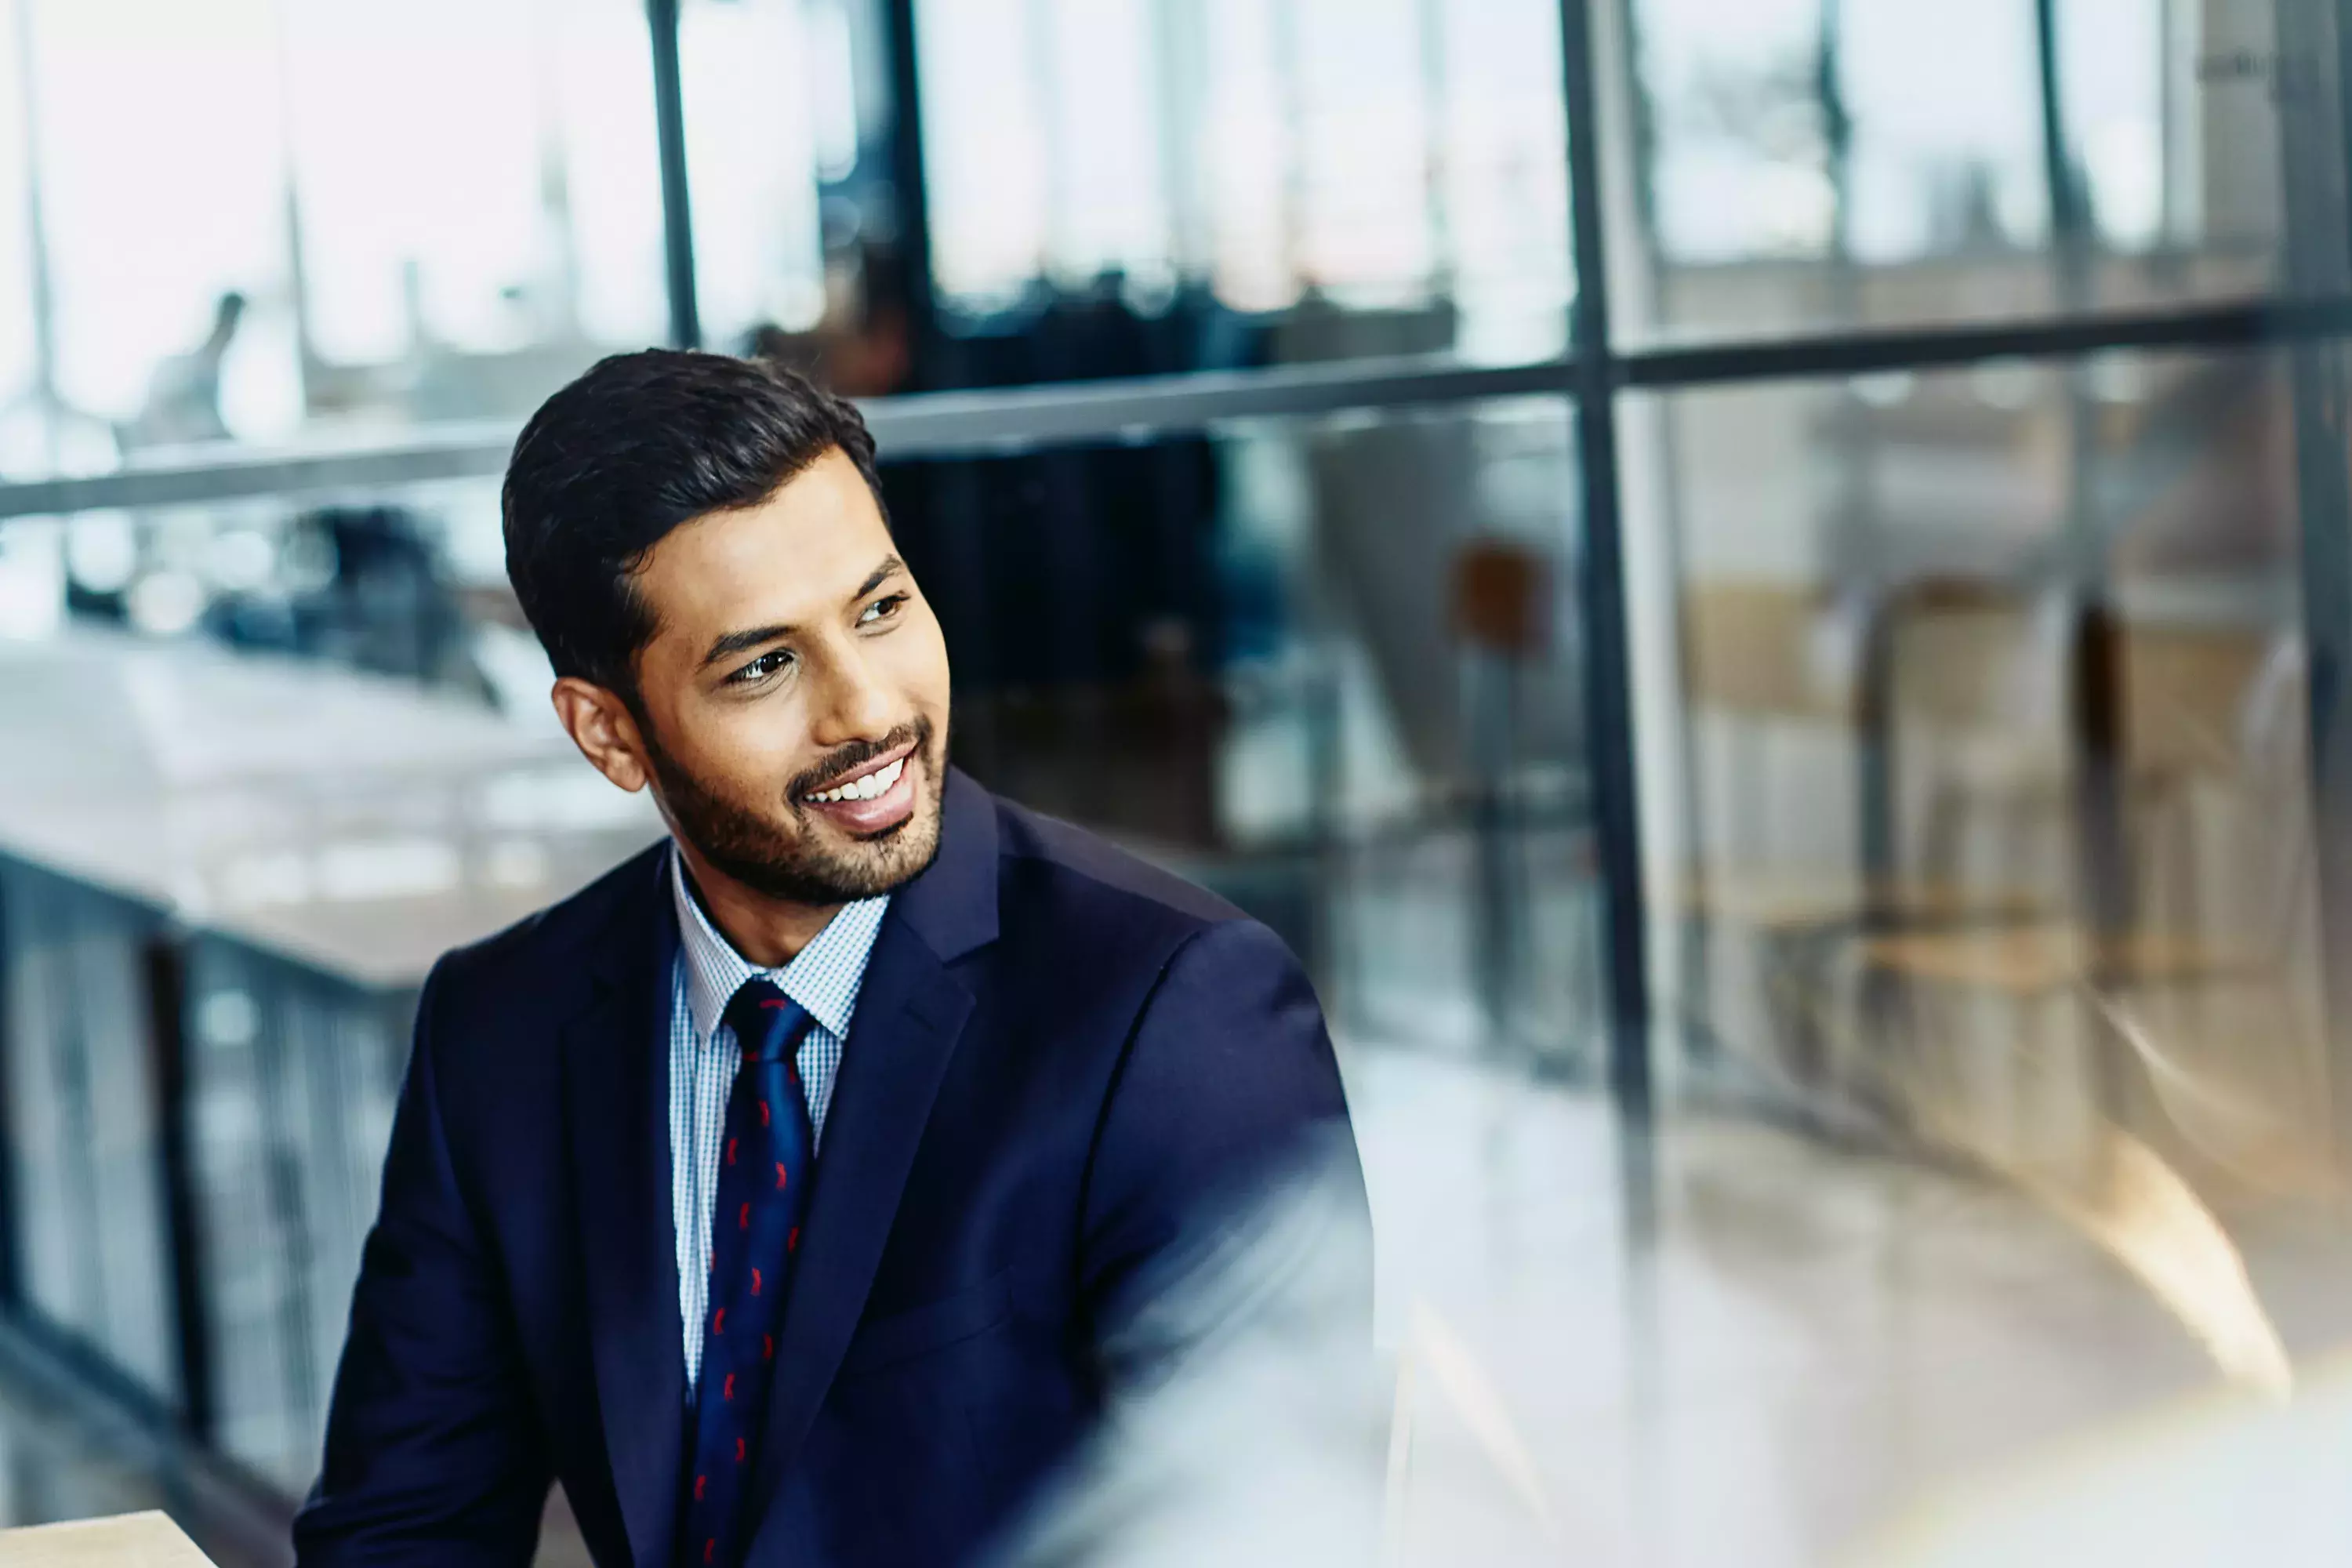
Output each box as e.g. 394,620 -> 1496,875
3,0 -> 2352,1562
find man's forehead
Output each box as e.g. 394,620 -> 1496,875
640,455 -> 891,615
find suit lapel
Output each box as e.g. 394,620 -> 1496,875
740,771 -> 999,1555
564,846 -> 688,1568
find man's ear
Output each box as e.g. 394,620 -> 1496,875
551,677 -> 652,793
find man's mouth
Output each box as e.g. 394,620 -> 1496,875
800,742 -> 919,835
807,751 -> 908,804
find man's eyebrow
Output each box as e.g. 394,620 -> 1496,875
699,622 -> 795,672
696,557 -> 909,673
851,555 -> 907,603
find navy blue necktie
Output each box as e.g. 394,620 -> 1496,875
682,978 -> 816,1567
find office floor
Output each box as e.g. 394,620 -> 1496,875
1347,1045 -> 2352,1566
0,1043 -> 2339,1568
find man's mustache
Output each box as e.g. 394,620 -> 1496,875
789,717 -> 933,804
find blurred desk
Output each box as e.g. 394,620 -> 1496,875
0,1513 -> 212,1566
0,626 -> 661,1489
0,623 -> 659,988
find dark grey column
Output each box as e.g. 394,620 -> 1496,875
2277,0 -> 2352,1158
1561,0 -> 1653,1115
647,0 -> 700,350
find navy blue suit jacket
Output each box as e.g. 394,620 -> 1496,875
294,770 -> 1367,1566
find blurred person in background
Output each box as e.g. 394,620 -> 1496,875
122,290 -> 247,449
743,243 -> 917,399
292,350 -> 1369,1568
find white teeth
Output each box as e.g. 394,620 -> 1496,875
812,756 -> 906,805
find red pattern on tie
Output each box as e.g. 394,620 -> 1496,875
690,979 -> 815,1568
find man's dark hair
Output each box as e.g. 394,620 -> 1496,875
502,349 -> 888,700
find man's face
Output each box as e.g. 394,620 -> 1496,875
620,449 -> 953,907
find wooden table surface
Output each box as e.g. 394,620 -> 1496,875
0,1513 -> 215,1566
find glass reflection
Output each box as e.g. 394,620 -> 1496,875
1646,348 -> 2338,1406
881,399 -> 1601,1067
1625,0 -> 2288,341
911,0 -> 1573,375
0,0 -> 670,481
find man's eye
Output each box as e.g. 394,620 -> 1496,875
859,593 -> 908,626
728,650 -> 793,685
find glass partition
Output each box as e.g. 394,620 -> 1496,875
281,0 -> 670,377
0,0 -> 670,484
879,396 -> 1602,1067
0,396 -> 1611,1507
0,860 -> 180,1410
185,941 -> 410,1490
2,1 -> 2352,1558
0,473 -> 517,691
0,538 -> 661,1490
1640,343 -> 2342,1408
0,0 -> 34,426
902,0 -> 1575,387
1621,0 -> 2287,344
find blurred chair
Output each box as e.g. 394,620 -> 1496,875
1847,613 -> 2328,1186
1294,412 -> 1587,1060
1676,577 -> 2059,1091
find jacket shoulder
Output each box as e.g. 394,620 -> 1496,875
989,794 -> 1250,947
426,837 -> 667,1010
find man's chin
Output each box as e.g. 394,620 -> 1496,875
841,809 -> 945,886
667,748 -> 949,908
792,803 -> 943,900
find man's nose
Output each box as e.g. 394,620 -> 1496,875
809,643 -> 897,745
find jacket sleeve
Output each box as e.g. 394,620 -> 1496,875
293,957 -> 550,1566
1078,917 -> 1373,1394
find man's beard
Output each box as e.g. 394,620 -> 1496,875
642,713 -> 948,906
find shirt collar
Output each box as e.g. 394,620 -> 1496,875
667,840 -> 890,1044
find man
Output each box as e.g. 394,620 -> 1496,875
293,351 -> 1367,1567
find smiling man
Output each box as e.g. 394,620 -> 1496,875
292,351 -> 1367,1568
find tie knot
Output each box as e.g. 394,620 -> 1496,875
722,979 -> 811,1065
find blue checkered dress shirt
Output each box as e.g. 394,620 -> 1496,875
666,842 -> 890,1390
